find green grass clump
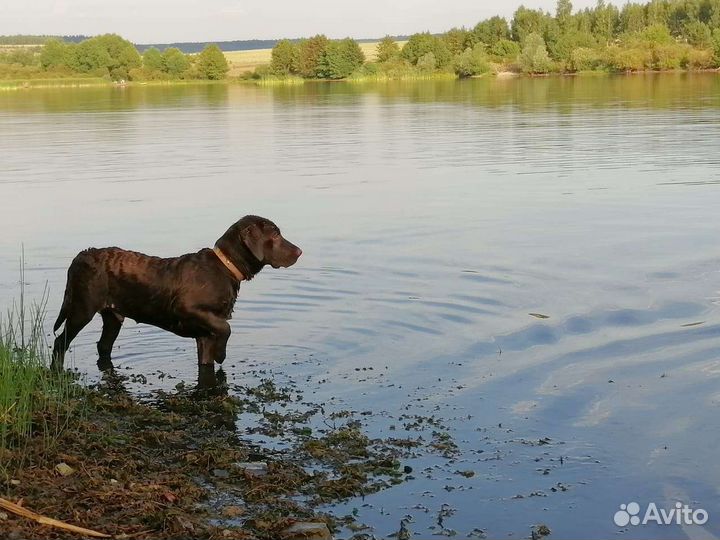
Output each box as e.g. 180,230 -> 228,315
0,276 -> 84,476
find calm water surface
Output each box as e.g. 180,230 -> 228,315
2,74 -> 720,539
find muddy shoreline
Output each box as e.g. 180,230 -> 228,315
1,366 -> 426,539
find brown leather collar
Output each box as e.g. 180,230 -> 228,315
213,246 -> 245,282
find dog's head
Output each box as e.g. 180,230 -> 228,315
216,215 -> 302,279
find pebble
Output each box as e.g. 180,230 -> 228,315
212,468 -> 230,478
222,505 -> 245,518
55,462 -> 75,477
234,461 -> 268,477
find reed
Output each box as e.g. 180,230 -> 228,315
0,257 -> 84,476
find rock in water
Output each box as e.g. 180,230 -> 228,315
280,522 -> 332,540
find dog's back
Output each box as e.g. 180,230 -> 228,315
54,247 -> 192,332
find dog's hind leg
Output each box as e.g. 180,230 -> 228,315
97,308 -> 124,367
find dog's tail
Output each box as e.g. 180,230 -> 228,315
53,286 -> 71,332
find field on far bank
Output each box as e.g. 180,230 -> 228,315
224,40 -> 407,76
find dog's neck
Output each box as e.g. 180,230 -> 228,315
214,225 -> 265,281
212,246 -> 246,282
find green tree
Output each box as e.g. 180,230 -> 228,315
73,39 -> 111,73
3,48 -> 36,66
543,17 -> 562,55
196,44 -> 228,80
376,36 -> 400,62
570,46 -> 602,70
651,43 -> 686,69
296,35 -> 329,77
620,3 -> 647,34
489,38 -> 520,60
592,0 -> 619,43
401,32 -> 452,67
647,0 -> 670,26
683,20 -> 713,47
512,7 -> 548,42
270,39 -> 298,75
710,0 -> 720,28
686,48 -> 716,68
714,28 -> 720,61
453,43 -> 491,76
667,1 -> 698,36
93,34 -> 141,80
473,16 -> 510,47
60,34 -> 141,79
556,0 -> 574,31
575,8 -> 594,34
443,27 -> 472,54
639,22 -> 674,44
315,38 -> 365,79
519,32 -> 553,73
143,47 -> 163,72
162,47 -> 190,76
416,51 -> 437,72
551,29 -> 596,61
39,38 -> 70,69
604,45 -> 649,70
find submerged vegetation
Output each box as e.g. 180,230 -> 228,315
0,289 -> 442,538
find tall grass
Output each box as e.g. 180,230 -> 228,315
247,75 -> 306,86
347,70 -> 458,82
0,259 -> 84,476
0,77 -> 109,90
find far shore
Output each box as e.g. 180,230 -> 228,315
1,67 -> 718,91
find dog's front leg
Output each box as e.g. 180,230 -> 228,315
188,310 -> 231,365
196,335 -> 230,365
196,337 -> 215,365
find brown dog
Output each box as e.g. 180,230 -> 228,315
51,215 -> 302,370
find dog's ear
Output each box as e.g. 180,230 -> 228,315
240,223 -> 265,262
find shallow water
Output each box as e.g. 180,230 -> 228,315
2,74 -> 720,539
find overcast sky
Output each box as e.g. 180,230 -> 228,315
0,0 -> 605,43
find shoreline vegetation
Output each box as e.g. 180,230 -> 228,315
2,0 -> 720,90
0,294 -> 432,539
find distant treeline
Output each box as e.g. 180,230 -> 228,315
259,0 -> 720,80
134,37 -> 409,53
0,35 -> 90,45
4,0 -> 720,83
0,34 -> 410,53
135,40 -> 280,54
0,34 -> 229,81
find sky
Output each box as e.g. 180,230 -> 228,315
0,0 -> 603,44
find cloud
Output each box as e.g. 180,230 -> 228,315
52,0 -> 69,15
0,0 -> 602,43
219,2 -> 247,16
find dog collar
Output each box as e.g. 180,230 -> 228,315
213,246 -> 245,282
